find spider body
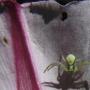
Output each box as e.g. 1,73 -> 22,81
42,54 -> 89,90
56,71 -> 88,90
58,71 -> 74,89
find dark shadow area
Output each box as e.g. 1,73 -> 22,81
30,7 -> 60,24
55,0 -> 84,5
61,11 -> 68,21
16,0 -> 47,4
0,3 -> 6,14
17,0 -> 84,5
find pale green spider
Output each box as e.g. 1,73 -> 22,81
42,54 -> 90,90
44,54 -> 90,73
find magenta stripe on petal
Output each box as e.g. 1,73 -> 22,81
4,1 -> 40,90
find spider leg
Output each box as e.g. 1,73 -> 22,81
73,71 -> 84,81
72,80 -> 89,90
57,65 -> 61,82
42,82 -> 61,89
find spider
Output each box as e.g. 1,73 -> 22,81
42,54 -> 90,90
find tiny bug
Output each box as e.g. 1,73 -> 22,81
0,36 -> 8,47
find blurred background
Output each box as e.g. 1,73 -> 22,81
16,0 -> 84,5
